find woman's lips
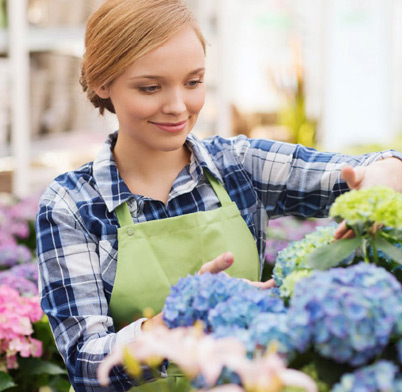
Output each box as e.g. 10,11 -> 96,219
150,120 -> 187,133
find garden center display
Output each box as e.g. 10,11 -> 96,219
1,186 -> 402,391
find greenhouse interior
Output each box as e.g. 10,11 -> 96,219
1,0 -> 402,391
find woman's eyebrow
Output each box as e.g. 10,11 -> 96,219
129,67 -> 205,81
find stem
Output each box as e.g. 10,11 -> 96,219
362,238 -> 370,263
371,234 -> 379,265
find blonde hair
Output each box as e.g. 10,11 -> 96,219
80,0 -> 206,115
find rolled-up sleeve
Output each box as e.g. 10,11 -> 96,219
35,184 -> 146,392
229,136 -> 402,218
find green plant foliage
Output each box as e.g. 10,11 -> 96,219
306,237 -> 361,270
0,373 -> 16,392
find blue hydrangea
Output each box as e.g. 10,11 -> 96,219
287,262 -> 402,366
331,360 -> 402,392
212,325 -> 251,352
208,288 -> 285,331
246,312 -> 296,359
273,224 -> 337,287
163,273 -> 285,331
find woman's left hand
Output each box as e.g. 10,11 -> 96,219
341,158 -> 402,192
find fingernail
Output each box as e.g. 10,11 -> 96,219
223,252 -> 232,264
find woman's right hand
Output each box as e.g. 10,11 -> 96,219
199,251 -> 275,289
198,251 -> 235,274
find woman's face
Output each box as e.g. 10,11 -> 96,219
98,27 -> 206,153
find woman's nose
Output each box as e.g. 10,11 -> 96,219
161,89 -> 186,115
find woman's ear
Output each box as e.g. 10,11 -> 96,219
95,85 -> 110,99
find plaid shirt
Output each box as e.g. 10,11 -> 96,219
35,131 -> 401,391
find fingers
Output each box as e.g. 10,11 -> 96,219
97,345 -> 124,386
141,312 -> 165,331
243,278 -> 276,290
198,251 -> 234,275
334,220 -> 355,240
341,166 -> 365,190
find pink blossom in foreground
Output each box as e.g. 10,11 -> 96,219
98,324 -> 246,387
231,352 -> 317,392
97,325 -> 317,392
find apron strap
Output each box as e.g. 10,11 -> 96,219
115,202 -> 134,227
204,170 -> 232,206
115,171 -> 233,227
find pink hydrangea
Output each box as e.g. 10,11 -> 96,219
0,285 -> 43,371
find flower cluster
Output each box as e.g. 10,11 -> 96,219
0,242 -> 32,269
279,269 -> 311,299
272,224 -> 336,287
0,198 -> 38,297
0,252 -> 38,297
329,186 -> 402,228
287,262 -> 402,366
0,199 -> 33,243
331,360 -> 402,392
163,272 -> 285,331
0,285 -> 43,371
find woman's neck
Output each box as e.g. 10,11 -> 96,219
113,134 -> 191,202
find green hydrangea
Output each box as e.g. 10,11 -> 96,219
280,270 -> 312,298
330,186 -> 402,228
273,224 -> 336,286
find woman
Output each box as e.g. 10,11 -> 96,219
35,0 -> 402,391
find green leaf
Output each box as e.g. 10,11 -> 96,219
17,358 -> 66,376
347,221 -> 368,237
49,375 -> 72,392
306,237 -> 362,270
375,236 -> 402,265
385,228 -> 402,242
0,372 -> 16,392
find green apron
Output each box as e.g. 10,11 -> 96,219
72,170 -> 260,391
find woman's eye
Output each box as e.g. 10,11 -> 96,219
138,85 -> 160,93
187,80 -> 203,88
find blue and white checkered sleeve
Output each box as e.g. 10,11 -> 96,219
231,136 -> 402,218
35,183 -> 139,392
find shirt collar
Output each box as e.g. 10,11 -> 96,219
186,133 -> 223,183
93,131 -> 224,213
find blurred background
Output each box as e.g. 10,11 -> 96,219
1,0 -> 402,198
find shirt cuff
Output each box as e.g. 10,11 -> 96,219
115,318 -> 147,347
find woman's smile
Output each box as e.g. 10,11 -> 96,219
149,119 -> 188,133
